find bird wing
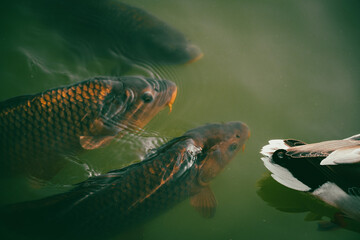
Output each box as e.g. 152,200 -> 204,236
320,145 -> 360,165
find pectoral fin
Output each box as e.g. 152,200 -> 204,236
80,118 -> 118,150
190,186 -> 217,218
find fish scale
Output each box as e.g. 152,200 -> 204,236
57,140 -> 200,234
0,79 -> 112,179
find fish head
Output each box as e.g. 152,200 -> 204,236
138,23 -> 204,64
184,122 -> 250,186
101,76 -> 177,131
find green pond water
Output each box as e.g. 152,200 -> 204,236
1,0 -> 359,239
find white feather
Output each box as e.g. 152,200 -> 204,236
320,146 -> 360,165
345,134 -> 360,140
261,156 -> 311,191
260,140 -> 289,157
313,182 -> 360,221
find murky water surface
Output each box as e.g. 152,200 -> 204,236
1,0 -> 359,239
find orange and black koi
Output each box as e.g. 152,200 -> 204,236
1,122 -> 249,239
0,76 -> 177,179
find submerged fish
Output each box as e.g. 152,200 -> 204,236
1,122 -> 250,239
15,0 -> 203,65
0,76 -> 177,179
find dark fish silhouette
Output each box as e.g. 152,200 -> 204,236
1,122 -> 250,239
13,0 -> 203,65
0,76 -> 177,179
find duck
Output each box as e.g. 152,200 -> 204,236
260,134 -> 360,223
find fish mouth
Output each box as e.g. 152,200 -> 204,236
241,124 -> 251,151
185,44 -> 204,64
243,124 -> 251,143
187,52 -> 204,64
108,77 -> 177,129
144,78 -> 177,113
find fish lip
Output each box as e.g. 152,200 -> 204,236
153,79 -> 177,112
241,127 -> 250,152
185,44 -> 204,64
186,52 -> 204,64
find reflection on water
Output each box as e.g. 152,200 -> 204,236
257,173 -> 360,233
1,0 -> 360,239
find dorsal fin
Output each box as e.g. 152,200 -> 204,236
144,136 -> 191,159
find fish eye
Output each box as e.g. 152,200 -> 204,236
235,134 -> 241,138
141,92 -> 154,103
228,143 -> 238,152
